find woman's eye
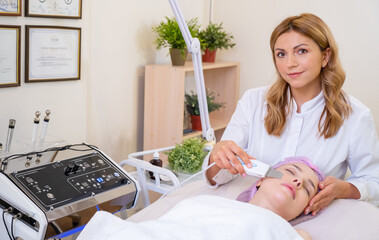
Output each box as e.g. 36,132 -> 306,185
276,52 -> 285,58
298,49 -> 308,54
285,169 -> 294,175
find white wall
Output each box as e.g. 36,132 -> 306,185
213,0 -> 379,133
1,0 -> 378,163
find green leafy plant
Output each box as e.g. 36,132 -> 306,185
153,17 -> 202,59
199,22 -> 236,51
167,137 -> 207,173
185,89 -> 225,116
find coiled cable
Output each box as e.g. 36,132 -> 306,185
2,208 -> 14,240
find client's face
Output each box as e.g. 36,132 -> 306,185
250,163 -> 319,221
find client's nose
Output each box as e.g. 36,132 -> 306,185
293,178 -> 303,188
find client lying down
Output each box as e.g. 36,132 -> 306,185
77,156 -> 323,240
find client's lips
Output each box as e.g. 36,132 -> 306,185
282,183 -> 295,199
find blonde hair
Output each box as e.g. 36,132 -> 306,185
265,13 -> 351,139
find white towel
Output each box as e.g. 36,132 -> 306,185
77,195 -> 302,240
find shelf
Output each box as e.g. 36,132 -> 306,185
147,61 -> 239,72
182,123 -> 228,140
143,61 -> 239,150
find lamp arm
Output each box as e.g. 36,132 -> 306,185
168,0 -> 215,142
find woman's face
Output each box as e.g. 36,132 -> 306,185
251,162 -> 319,221
273,31 -> 330,94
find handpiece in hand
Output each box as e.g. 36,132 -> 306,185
239,158 -> 283,179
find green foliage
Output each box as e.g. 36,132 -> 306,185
199,22 -> 236,51
153,17 -> 201,58
167,137 -> 207,173
185,89 -> 225,116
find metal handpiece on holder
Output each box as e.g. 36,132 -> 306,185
39,110 -> 51,147
5,119 -> 16,153
31,111 -> 41,147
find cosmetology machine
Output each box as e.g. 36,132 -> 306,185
0,114 -> 139,240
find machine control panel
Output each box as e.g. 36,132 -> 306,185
10,152 -> 133,211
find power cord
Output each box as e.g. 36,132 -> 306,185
159,162 -> 216,199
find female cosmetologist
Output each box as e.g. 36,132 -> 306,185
203,13 -> 379,215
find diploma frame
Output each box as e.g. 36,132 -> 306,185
0,0 -> 22,16
0,25 -> 21,88
25,0 -> 82,19
25,26 -> 81,82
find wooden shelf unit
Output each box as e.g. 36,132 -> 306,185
143,61 -> 240,150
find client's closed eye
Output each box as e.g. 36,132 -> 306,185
285,169 -> 294,175
304,187 -> 310,196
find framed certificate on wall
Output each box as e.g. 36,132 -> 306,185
0,25 -> 21,88
26,0 -> 82,19
0,0 -> 22,16
25,26 -> 81,82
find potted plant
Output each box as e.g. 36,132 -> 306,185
199,22 -> 236,62
153,17 -> 201,66
166,137 -> 207,173
185,89 -> 225,131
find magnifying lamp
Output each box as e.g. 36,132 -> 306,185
168,0 -> 215,143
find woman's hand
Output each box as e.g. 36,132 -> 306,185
304,176 -> 361,215
207,140 -> 254,183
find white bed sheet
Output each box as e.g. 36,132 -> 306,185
128,176 -> 379,240
78,195 -> 303,240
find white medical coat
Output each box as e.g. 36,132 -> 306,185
203,86 -> 379,206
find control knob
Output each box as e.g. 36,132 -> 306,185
64,164 -> 74,176
64,163 -> 80,176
